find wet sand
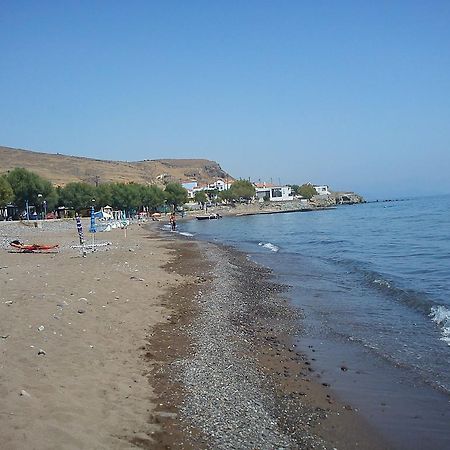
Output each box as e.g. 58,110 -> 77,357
0,219 -> 389,449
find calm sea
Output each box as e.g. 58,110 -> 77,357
178,195 -> 450,449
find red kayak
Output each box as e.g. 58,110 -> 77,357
9,240 -> 59,252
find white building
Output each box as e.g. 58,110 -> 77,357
187,179 -> 232,199
314,185 -> 331,196
255,184 -> 293,202
208,178 -> 231,191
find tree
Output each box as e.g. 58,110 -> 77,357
218,189 -> 232,203
109,183 -> 141,212
289,184 -> 300,196
6,168 -> 57,212
227,180 -> 255,201
194,191 -> 208,204
298,183 -> 317,199
164,183 -> 188,209
207,188 -> 219,201
0,176 -> 13,208
59,182 -> 95,212
141,185 -> 165,210
94,183 -> 113,207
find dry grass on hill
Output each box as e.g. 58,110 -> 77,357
0,145 -> 231,186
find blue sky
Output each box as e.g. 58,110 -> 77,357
1,1 -> 449,199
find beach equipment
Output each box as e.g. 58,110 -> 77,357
9,240 -> 59,253
94,210 -> 113,220
89,206 -> 96,233
89,206 -> 97,248
75,215 -> 87,257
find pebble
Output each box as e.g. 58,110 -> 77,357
177,245 -> 326,449
20,390 -> 31,398
38,349 -> 46,355
130,276 -> 144,282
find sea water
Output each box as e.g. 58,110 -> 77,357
180,195 -> 450,449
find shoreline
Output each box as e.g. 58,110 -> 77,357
148,224 -> 390,449
1,219 -> 388,449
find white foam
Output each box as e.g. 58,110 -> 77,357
178,232 -> 194,237
429,305 -> 450,345
373,279 -> 391,288
258,242 -> 279,252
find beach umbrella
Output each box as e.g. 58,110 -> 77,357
89,206 -> 96,233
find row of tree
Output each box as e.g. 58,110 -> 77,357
0,168 -> 189,215
0,168 -> 318,218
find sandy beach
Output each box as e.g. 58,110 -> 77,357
1,218 -> 389,449
0,219 -> 189,449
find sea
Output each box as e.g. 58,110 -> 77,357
177,195 -> 450,450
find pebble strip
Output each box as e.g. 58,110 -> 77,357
177,244 -> 327,449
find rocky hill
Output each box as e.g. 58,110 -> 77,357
0,146 -> 232,186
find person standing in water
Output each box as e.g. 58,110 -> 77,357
170,213 -> 176,231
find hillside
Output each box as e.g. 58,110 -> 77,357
0,146 -> 232,186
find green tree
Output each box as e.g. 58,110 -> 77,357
194,191 -> 208,204
0,176 -> 14,208
298,183 -> 317,199
227,180 -> 255,201
94,183 -> 113,207
141,185 -> 165,210
6,168 -> 57,212
59,182 -> 95,212
218,189 -> 232,203
109,183 -> 141,212
164,183 -> 188,209
207,188 -> 219,201
289,184 -> 300,195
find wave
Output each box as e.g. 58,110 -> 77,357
339,260 -> 450,347
258,242 -> 279,252
331,257 -> 437,315
178,231 -> 194,237
429,305 -> 450,346
373,278 -> 391,289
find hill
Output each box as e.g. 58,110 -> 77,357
0,146 -> 232,186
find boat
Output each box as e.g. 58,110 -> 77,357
196,213 -> 222,220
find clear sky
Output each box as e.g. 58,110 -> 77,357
1,1 -> 449,199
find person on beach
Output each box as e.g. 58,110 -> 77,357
169,213 -> 176,231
